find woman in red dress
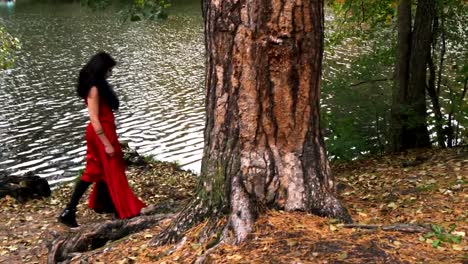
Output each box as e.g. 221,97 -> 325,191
59,52 -> 146,227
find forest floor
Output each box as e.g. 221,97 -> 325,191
0,147 -> 466,264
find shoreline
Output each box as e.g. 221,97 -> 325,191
0,158 -> 197,263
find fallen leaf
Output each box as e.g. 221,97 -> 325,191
452,245 -> 463,251
226,254 -> 242,260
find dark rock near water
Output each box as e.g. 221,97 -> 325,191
0,172 -> 51,202
0,144 -> 142,203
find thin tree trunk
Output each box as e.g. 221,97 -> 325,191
390,0 -> 412,152
403,0 -> 434,149
155,0 -> 351,246
427,55 -> 445,148
436,12 -> 446,96
447,81 -> 455,147
448,78 -> 468,146
436,12 -> 449,146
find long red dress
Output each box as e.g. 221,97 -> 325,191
80,98 -> 146,219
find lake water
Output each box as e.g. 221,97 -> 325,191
0,0 -> 379,185
0,0 -> 206,185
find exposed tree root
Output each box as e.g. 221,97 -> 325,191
150,198 -> 217,246
48,214 -> 171,263
310,192 -> 354,224
194,225 -> 230,264
152,190 -> 353,248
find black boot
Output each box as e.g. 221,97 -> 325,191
58,180 -> 91,228
58,208 -> 78,228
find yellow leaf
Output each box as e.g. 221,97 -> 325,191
452,245 -> 463,251
6,246 -> 17,252
226,255 -> 243,260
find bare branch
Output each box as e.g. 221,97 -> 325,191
350,78 -> 392,87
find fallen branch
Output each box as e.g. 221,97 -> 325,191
343,223 -> 431,233
48,213 -> 172,263
350,78 -> 392,87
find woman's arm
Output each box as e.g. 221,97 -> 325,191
87,86 -> 115,156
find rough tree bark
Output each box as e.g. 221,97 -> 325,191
390,0 -> 412,152
404,0 -> 434,149
391,0 -> 434,151
154,0 -> 351,246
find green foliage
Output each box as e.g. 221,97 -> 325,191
143,155 -> 155,163
325,0 -> 397,47
323,0 -> 468,158
322,26 -> 394,160
321,1 -> 397,160
0,26 -> 20,69
80,0 -> 170,21
80,0 -> 112,10
420,224 -> 463,248
429,0 -> 468,145
119,0 -> 170,21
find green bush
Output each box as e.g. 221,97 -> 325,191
0,26 -> 20,69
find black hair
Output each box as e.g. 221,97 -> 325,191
76,51 -> 119,110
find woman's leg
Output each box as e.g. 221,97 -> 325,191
67,180 -> 92,209
58,179 -> 92,227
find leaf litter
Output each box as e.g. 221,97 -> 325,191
0,147 -> 466,263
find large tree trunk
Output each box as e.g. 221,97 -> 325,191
155,0 -> 351,246
390,0 -> 412,152
402,0 -> 434,149
391,0 -> 434,151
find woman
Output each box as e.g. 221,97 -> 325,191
59,52 -> 146,227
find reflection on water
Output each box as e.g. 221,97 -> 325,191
0,0 -> 205,184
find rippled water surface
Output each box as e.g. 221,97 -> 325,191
0,0 -> 205,184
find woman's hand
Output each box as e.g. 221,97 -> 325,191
105,144 -> 115,157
